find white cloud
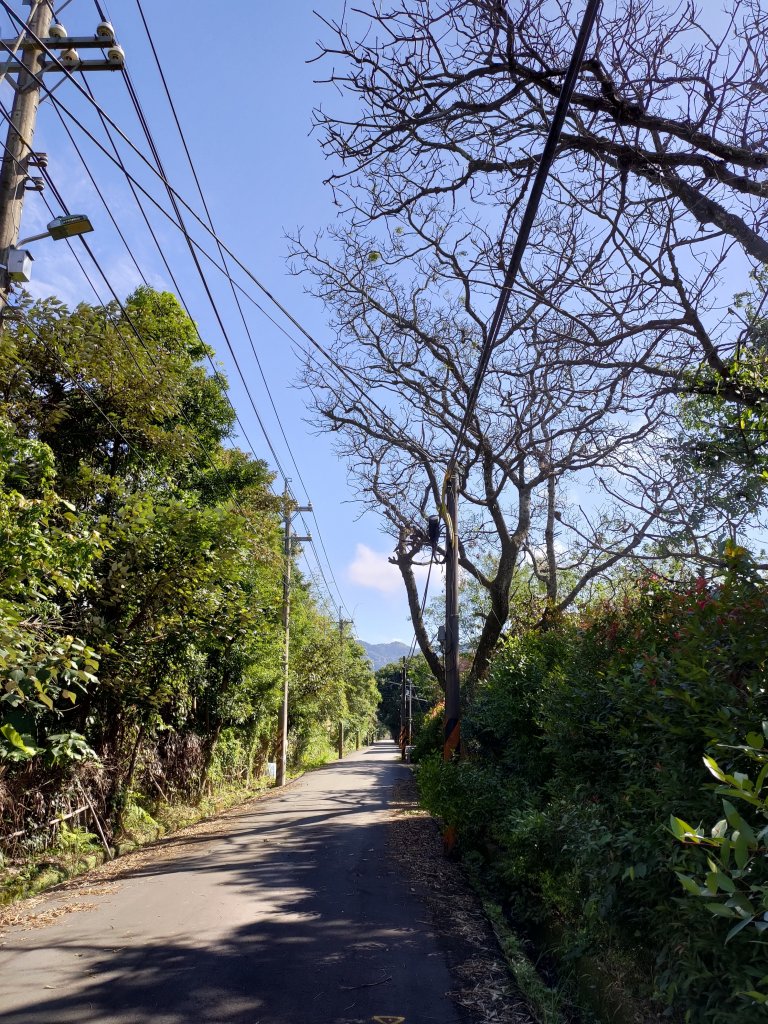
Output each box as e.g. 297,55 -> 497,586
347,543 -> 431,595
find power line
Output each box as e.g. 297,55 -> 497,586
115,9 -> 354,619
128,0 -> 307,496
407,554 -> 434,663
112,70 -> 349,621
0,9 -> 355,621
445,0 -> 602,477
118,70 -> 291,485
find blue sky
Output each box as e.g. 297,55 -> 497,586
3,0 -> 423,644
6,2 -> 756,646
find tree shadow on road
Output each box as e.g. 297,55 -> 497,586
1,746 -> 468,1024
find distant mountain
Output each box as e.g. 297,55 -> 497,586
361,640 -> 411,672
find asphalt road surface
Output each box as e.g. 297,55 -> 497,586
0,741 -> 469,1024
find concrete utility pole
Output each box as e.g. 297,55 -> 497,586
400,657 -> 407,760
0,0 -> 51,307
0,3 -> 124,309
337,616 -> 351,759
444,471 -> 461,763
276,484 -> 311,787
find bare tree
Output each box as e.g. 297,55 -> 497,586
290,228 -> 674,682
312,0 -> 768,401
294,0 -> 768,679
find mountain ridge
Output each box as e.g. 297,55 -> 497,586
360,640 -> 411,671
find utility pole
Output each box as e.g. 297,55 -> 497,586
337,616 -> 351,760
0,0 -> 51,307
276,484 -> 311,787
400,656 -> 407,760
444,471 -> 461,763
0,4 -> 124,309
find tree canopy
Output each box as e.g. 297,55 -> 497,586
0,288 -> 379,848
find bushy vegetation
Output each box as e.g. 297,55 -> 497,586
417,548 -> 768,1023
0,289 -> 378,882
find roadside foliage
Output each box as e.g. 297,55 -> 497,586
0,289 -> 378,889
416,549 -> 768,1022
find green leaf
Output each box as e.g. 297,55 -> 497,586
670,816 -> 699,841
726,916 -> 755,943
715,870 -> 737,894
723,800 -> 757,845
676,872 -> 702,895
0,724 -> 39,757
704,755 -> 727,781
738,990 -> 768,1004
712,818 -> 728,839
734,832 -> 751,869
706,902 -> 739,918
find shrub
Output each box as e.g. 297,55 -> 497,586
429,558 -> 768,1022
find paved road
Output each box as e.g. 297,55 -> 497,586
0,742 -> 465,1024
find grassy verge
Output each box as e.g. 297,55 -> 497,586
464,861 -> 665,1024
462,857 -> 576,1024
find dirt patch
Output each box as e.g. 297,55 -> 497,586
388,774 -> 532,1024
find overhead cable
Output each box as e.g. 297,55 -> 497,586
445,0 -> 602,476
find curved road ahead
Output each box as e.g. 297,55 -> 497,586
0,742 -> 471,1024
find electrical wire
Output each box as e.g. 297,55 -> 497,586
113,8 -> 354,619
0,5 -> 359,624
445,0 -> 602,480
112,76 -> 350,619
127,2 -> 304,490
407,553 -> 435,663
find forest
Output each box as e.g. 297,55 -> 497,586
0,288 -> 379,895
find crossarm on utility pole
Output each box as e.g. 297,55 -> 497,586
0,0 -> 52,308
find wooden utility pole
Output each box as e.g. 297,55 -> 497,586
444,471 -> 461,762
276,484 -> 311,787
0,0 -> 52,306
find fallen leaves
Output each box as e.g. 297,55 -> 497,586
388,776 -> 532,1024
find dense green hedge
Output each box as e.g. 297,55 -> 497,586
418,553 -> 768,1022
0,289 -> 379,857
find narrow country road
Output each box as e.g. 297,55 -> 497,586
0,742 -> 501,1024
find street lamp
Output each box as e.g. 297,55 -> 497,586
7,214 -> 94,282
